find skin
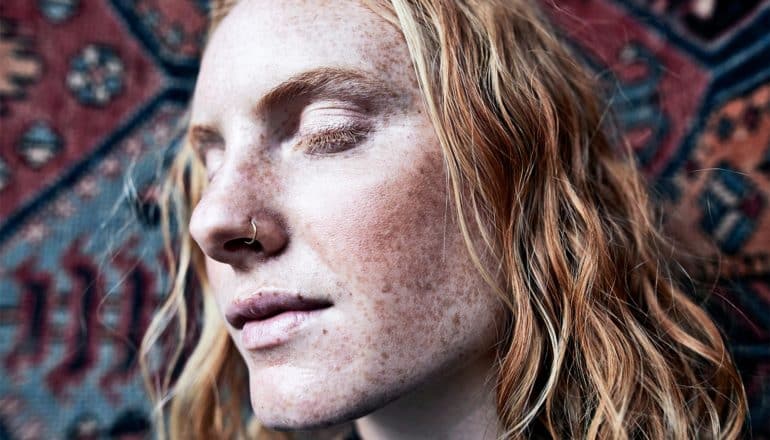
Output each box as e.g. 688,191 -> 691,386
187,0 -> 505,438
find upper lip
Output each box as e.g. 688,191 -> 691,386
225,290 -> 333,329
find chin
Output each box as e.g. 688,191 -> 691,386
247,368 -> 400,431
251,395 -> 380,432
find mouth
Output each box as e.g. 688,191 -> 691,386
225,291 -> 333,330
225,291 -> 333,350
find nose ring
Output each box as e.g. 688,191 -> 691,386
244,219 -> 258,245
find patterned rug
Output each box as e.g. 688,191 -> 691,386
1,0 -> 769,438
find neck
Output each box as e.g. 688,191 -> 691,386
354,353 -> 501,440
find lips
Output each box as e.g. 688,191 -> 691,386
225,291 -> 333,329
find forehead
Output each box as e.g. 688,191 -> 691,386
191,0 -> 409,123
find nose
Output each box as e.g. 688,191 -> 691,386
188,189 -> 289,269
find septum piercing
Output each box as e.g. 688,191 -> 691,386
244,219 -> 258,245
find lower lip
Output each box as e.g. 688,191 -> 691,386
239,308 -> 326,350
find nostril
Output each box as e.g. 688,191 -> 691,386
223,238 -> 263,253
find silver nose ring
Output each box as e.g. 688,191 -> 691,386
244,218 -> 258,245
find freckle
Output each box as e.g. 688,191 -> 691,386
381,351 -> 389,360
323,329 -> 328,335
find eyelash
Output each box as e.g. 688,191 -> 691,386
295,125 -> 371,156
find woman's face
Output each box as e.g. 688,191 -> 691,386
188,0 -> 503,429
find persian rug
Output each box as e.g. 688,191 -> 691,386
1,0 -> 769,437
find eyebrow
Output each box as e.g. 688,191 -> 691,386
254,66 -> 399,114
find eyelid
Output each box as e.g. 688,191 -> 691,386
188,128 -> 225,182
189,128 -> 225,161
300,101 -> 369,121
294,122 -> 372,156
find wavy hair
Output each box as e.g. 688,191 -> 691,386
140,0 -> 748,438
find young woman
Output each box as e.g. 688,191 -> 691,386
140,0 -> 748,438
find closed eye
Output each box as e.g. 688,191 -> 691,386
189,126 -> 224,164
295,124 -> 371,156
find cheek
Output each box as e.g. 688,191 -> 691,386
297,136 -> 499,376
306,144 -> 449,301
357,156 -> 449,294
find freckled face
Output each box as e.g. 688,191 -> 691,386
188,0 -> 503,430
